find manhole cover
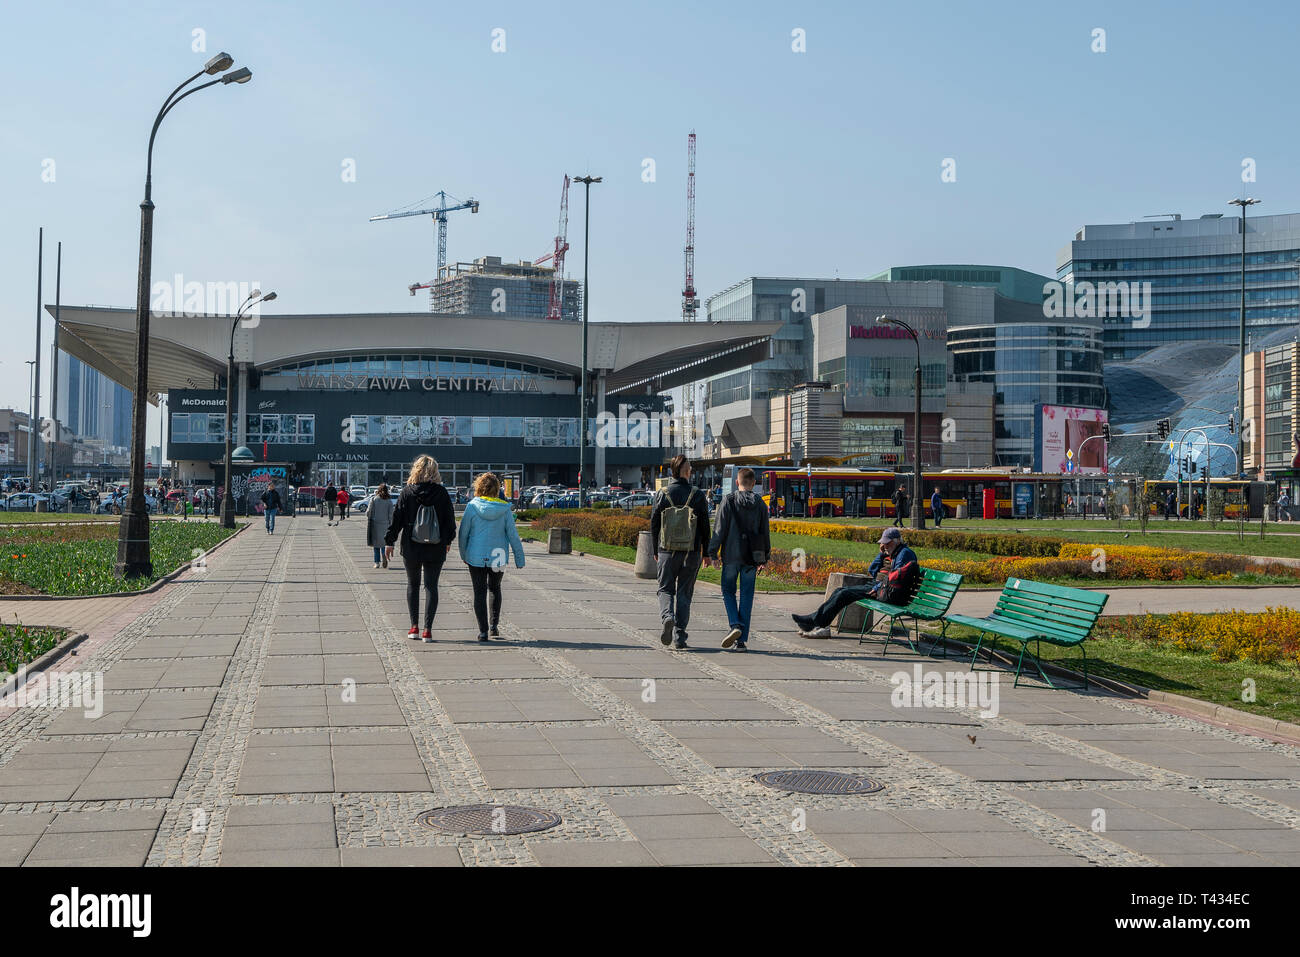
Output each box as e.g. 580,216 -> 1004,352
753,770 -> 884,795
415,804 -> 562,836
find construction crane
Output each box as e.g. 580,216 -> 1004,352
681,131 -> 700,455
369,190 -> 480,309
533,175 -> 571,320
682,131 -> 698,321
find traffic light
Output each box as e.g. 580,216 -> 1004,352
1101,422 -> 1110,441
1227,413 -> 1235,435
892,428 -> 903,447
1156,418 -> 1171,440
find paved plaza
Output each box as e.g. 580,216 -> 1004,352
1,516 -> 1299,867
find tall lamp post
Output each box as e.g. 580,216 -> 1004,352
572,174 -> 601,506
876,314 -> 926,529
1230,197 -> 1260,480
221,291 -> 275,529
116,53 -> 253,579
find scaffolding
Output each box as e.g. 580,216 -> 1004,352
429,256 -> 582,320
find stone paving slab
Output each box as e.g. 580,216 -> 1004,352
1,514 -> 1298,867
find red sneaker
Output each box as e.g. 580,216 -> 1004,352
421,628 -> 432,642
407,626 -> 419,638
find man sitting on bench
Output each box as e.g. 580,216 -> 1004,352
792,527 -> 918,638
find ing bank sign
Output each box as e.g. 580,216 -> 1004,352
294,373 -> 542,393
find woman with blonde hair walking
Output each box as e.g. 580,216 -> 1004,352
457,471 -> 525,642
384,456 -> 456,641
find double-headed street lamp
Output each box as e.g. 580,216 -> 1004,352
876,314 -> 926,530
222,290 -> 276,528
1229,196 -> 1260,481
116,53 -> 253,579
572,174 -> 601,506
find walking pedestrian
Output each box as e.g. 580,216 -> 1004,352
337,486 -> 350,521
261,483 -> 282,534
458,472 -> 526,642
650,455 -> 711,650
707,467 -> 769,651
384,456 -> 455,642
892,484 -> 910,527
930,487 -> 944,528
792,527 -> 919,637
325,482 -> 337,525
1165,489 -> 1177,521
367,483 -> 394,568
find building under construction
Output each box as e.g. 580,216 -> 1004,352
430,256 -> 582,321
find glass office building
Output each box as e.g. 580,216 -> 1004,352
1056,212 -> 1300,362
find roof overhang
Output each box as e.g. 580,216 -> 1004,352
48,306 -> 781,398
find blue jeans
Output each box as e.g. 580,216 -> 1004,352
373,546 -> 383,563
265,507 -> 277,533
720,563 -> 757,642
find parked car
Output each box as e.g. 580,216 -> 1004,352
618,492 -> 653,510
1,492 -> 51,511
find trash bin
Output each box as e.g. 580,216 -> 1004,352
955,503 -> 968,520
982,488 -> 996,520
823,572 -> 874,636
548,527 -> 572,554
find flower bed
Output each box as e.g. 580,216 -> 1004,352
0,521 -> 237,596
1097,610 -> 1300,667
769,520 -> 1065,557
0,622 -> 65,675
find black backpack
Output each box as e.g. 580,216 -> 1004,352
410,496 -> 441,544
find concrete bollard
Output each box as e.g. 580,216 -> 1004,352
824,572 -> 873,636
634,530 -> 657,579
548,527 -> 572,554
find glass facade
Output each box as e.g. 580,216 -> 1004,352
1059,215 -> 1300,361
171,413 -> 317,445
348,414 -> 578,447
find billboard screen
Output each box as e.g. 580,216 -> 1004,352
1034,404 -> 1108,474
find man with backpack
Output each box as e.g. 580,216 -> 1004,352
792,527 -> 919,637
892,485 -> 910,527
650,455 -> 712,649
707,467 -> 770,651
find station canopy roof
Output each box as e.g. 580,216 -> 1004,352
48,306 -> 782,403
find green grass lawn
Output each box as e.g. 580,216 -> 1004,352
801,516 -> 1300,560
933,622 -> 1300,725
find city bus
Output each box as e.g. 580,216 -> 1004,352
1142,478 -> 1265,519
720,466 -> 1044,519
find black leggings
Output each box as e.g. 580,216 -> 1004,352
405,557 -> 444,629
467,565 -> 504,635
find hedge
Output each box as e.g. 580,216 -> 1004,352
768,520 -> 1065,557
1096,610 -> 1300,667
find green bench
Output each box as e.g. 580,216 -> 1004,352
836,568 -> 964,657
944,577 -> 1108,689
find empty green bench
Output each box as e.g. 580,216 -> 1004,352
836,567 -> 964,656
944,577 -> 1108,689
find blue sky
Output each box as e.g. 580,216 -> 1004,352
2,0 -> 1298,428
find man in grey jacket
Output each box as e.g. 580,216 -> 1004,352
707,468 -> 770,651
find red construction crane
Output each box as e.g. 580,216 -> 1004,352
682,131 -> 698,320
533,175 -> 571,320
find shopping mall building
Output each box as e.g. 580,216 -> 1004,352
49,306 -> 779,494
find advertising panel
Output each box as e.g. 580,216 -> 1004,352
1034,404 -> 1108,474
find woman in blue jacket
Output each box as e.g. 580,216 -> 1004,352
458,472 -> 525,642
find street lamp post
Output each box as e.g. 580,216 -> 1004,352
572,174 -> 601,506
877,314 -> 926,529
116,53 -> 253,579
1229,197 -> 1259,480
221,291 -> 275,529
